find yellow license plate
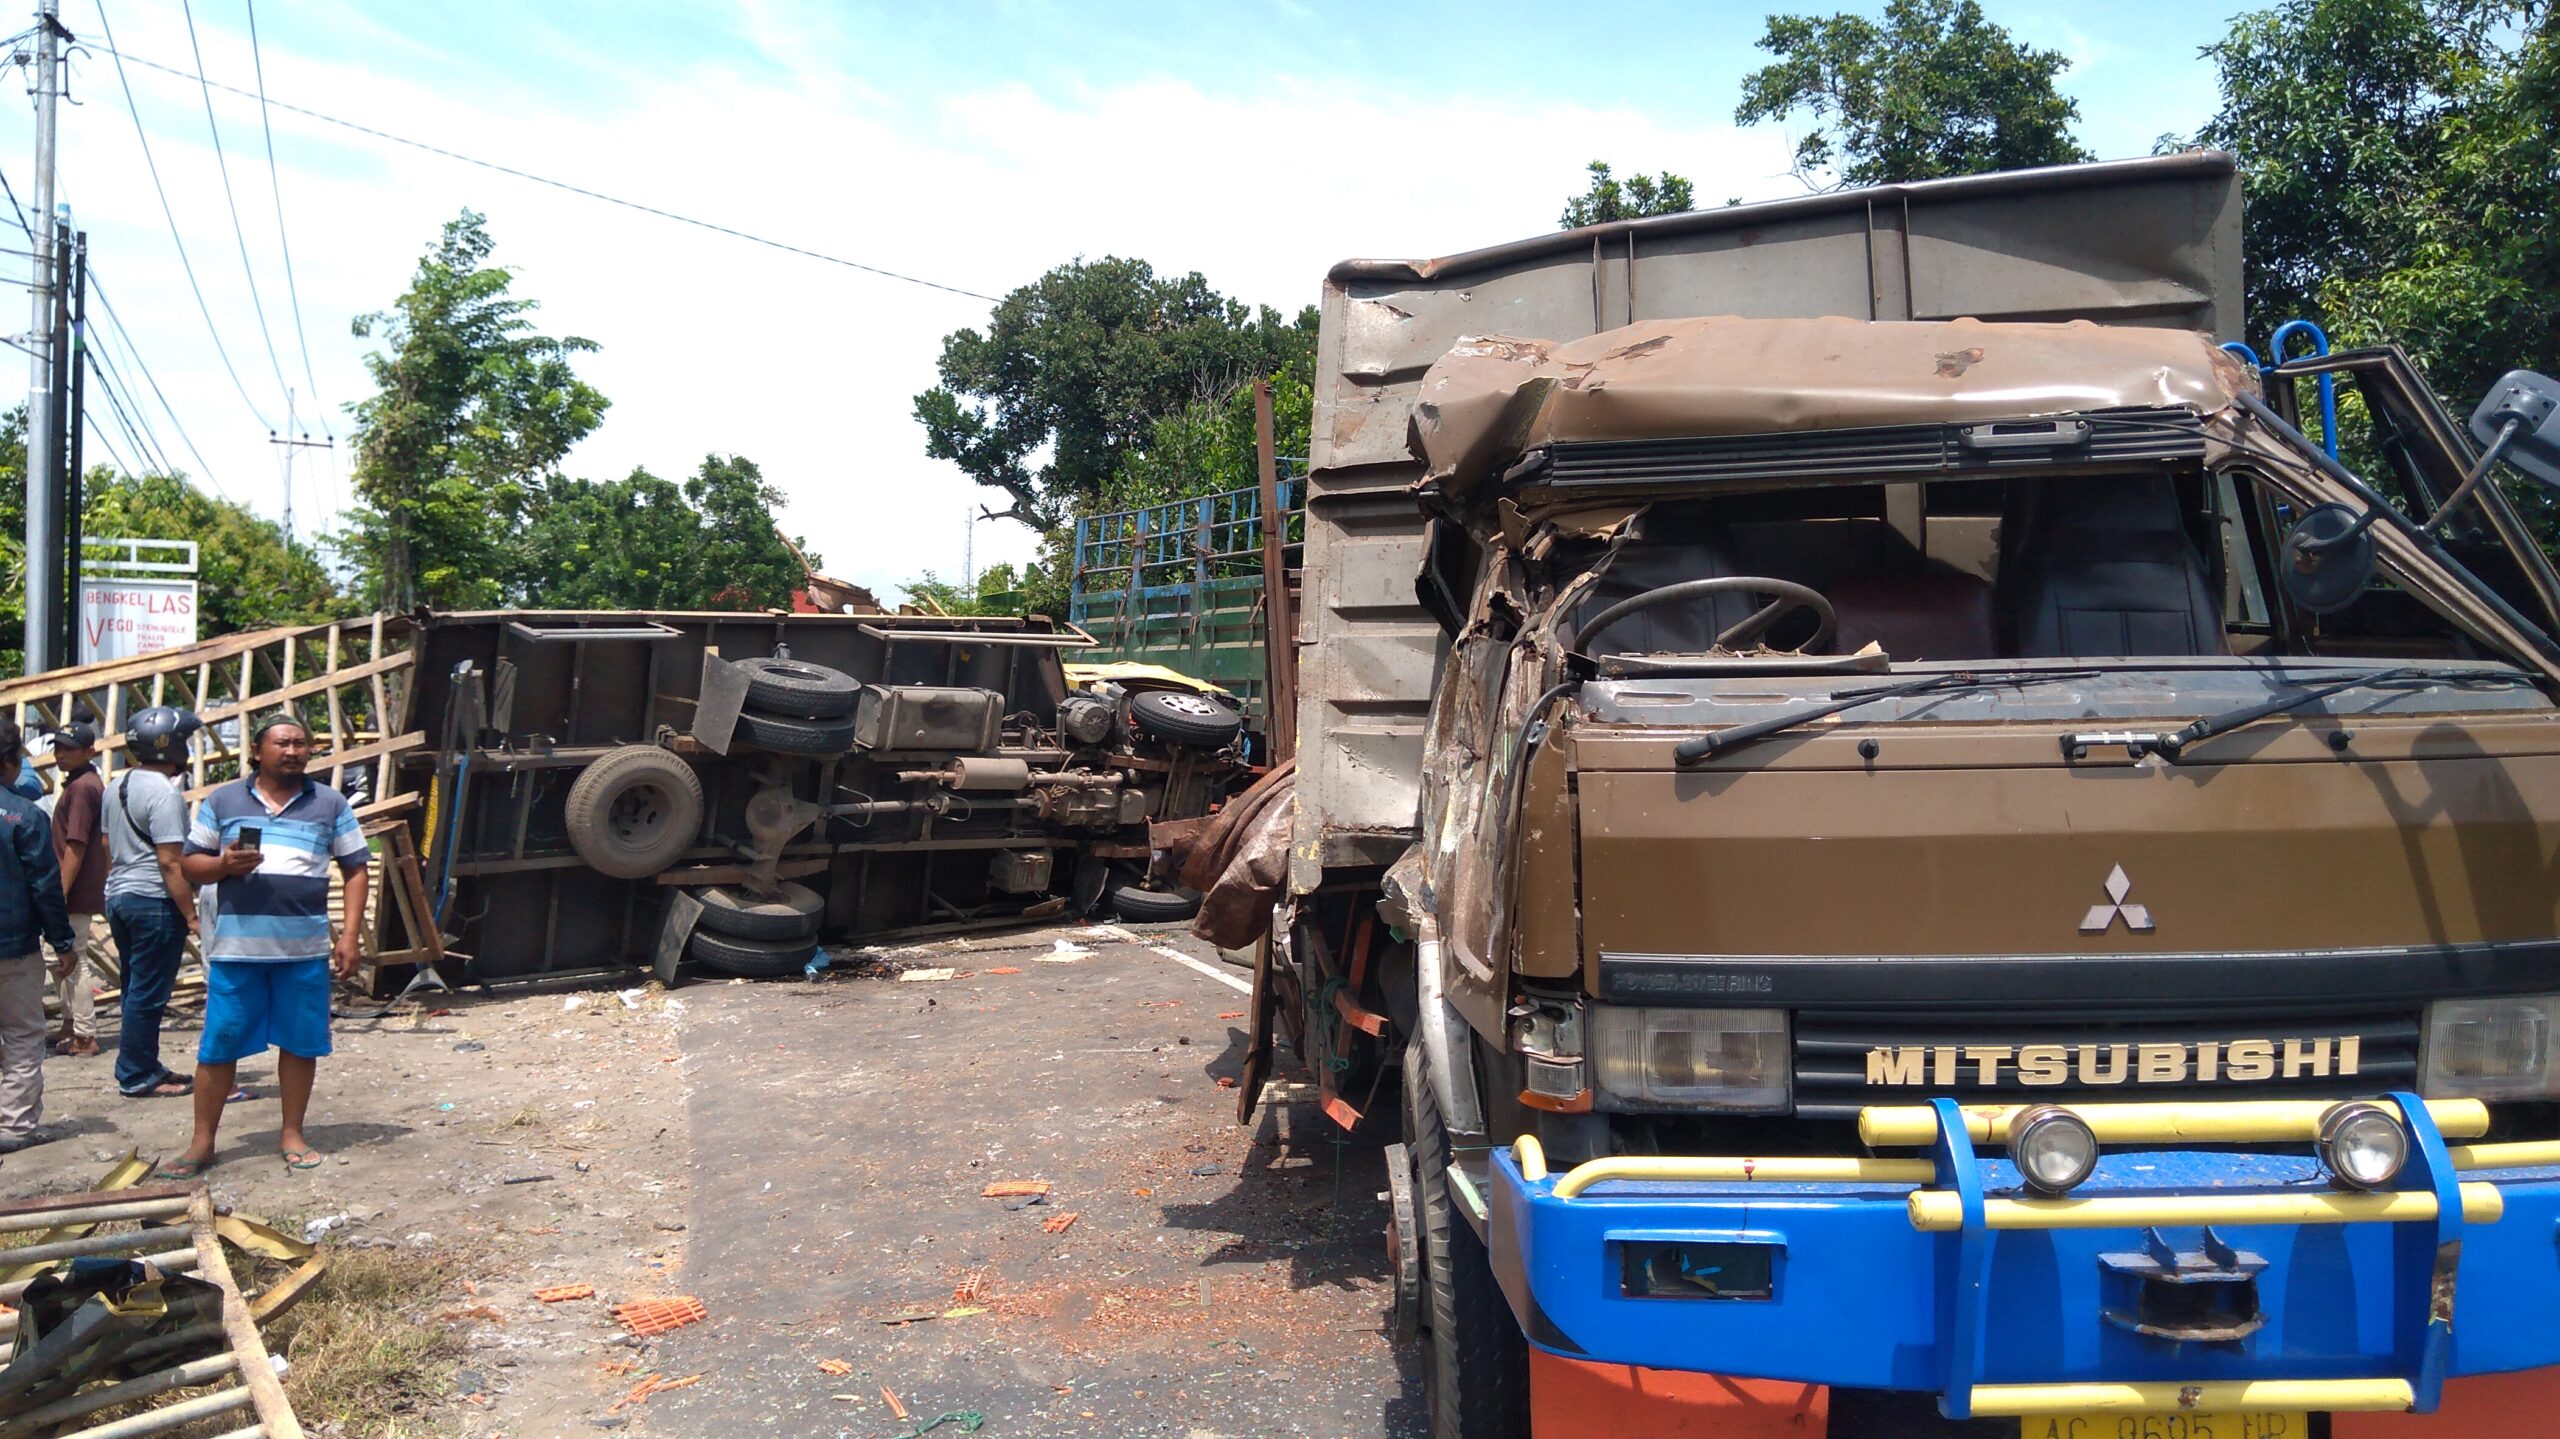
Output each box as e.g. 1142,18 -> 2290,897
2021,1416 -> 2308,1439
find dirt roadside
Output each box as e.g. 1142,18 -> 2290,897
0,921 -> 1420,1436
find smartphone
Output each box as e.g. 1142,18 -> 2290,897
236,826 -> 263,851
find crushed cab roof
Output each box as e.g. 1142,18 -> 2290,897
1409,315 -> 2251,494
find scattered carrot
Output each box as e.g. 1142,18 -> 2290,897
1216,1076 -> 1238,1089
818,1358 -> 854,1376
1042,1211 -> 1081,1234
986,966 -> 1023,975
980,1180 -> 1050,1198
883,1385 -> 910,1422
440,1304 -> 503,1323
611,1295 -> 708,1337
534,1283 -> 595,1303
1218,1011 -> 1244,1020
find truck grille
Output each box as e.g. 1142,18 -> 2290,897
1790,1008 -> 2422,1121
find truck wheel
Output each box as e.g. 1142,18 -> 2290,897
565,746 -> 703,879
686,928 -> 818,978
1404,1040 -> 1529,1439
1130,690 -> 1242,748
692,881 -> 825,941
735,709 -> 858,755
1109,884 -> 1200,923
736,657 -> 860,719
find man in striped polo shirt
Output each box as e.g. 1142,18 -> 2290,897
161,716 -> 370,1177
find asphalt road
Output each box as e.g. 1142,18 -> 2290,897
646,923 -> 1425,1437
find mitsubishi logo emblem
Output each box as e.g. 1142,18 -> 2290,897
2081,865 -> 2154,934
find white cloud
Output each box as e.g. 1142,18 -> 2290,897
18,5 -> 1798,603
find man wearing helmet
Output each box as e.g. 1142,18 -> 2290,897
104,707 -> 202,1099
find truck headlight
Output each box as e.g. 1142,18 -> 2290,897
2423,994 -> 2560,1100
1591,1007 -> 1789,1113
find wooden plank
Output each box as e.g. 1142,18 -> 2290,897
190,1189 -> 306,1439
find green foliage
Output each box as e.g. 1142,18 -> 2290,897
2196,0 -> 2556,406
1737,0 -> 2093,186
900,561 -> 1026,617
341,210 -> 608,611
914,257 -> 1318,531
0,408 -> 341,674
1559,161 -> 1697,229
514,455 -> 814,611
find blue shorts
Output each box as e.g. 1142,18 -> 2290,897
199,959 -> 334,1064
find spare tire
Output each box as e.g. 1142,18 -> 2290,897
735,709 -> 858,755
687,928 -> 818,978
1110,884 -> 1201,923
565,746 -> 703,879
737,657 -> 860,719
693,881 -> 825,941
1130,690 -> 1242,748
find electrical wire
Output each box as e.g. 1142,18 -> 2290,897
86,336 -> 176,476
0,156 -> 34,240
84,265 -> 229,495
178,0 -> 291,416
92,0 -> 276,433
82,400 -> 140,476
97,43 -> 1000,303
243,0 -> 327,438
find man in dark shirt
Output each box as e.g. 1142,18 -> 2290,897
48,723 -> 108,1058
0,718 -> 79,1154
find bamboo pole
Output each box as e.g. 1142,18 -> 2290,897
188,1190 -> 304,1439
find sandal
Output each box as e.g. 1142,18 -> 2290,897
279,1147 -> 323,1171
151,1156 -> 215,1180
123,1077 -> 195,1099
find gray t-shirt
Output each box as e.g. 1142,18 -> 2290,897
103,769 -> 188,903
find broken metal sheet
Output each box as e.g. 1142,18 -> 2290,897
1410,316 -> 2247,496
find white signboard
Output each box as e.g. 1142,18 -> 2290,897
78,578 -> 199,665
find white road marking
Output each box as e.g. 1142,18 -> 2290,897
1150,944 -> 1252,995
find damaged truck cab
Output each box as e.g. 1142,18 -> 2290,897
1266,154 -> 2560,1437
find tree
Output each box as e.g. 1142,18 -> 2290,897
1736,0 -> 2093,187
2195,0 -> 2555,405
514,454 -> 815,611
342,210 -> 608,611
1559,161 -> 1697,229
899,562 -> 1025,617
914,258 -> 1317,530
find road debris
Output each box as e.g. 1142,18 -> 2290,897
535,1283 -> 596,1303
986,966 -> 1023,975
1041,1211 -> 1081,1234
612,1295 -> 708,1337
979,1180 -> 1050,1198
817,1358 -> 854,1375
898,967 -> 959,983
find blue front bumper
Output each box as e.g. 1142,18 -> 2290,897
1489,1097 -> 2560,1418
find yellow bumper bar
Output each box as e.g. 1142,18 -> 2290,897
1861,1098 -> 2490,1148
1967,1379 -> 2416,1417
1908,1182 -> 2504,1232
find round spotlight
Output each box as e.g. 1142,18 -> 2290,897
2318,1102 -> 2409,1190
2006,1104 -> 2100,1195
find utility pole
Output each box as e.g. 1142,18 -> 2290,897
270,397 -> 331,551
59,227 -> 83,669
962,506 -> 975,591
21,0 -> 61,674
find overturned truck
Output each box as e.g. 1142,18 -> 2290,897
402,609 -> 1244,983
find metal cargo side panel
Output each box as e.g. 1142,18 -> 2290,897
1290,153 -> 2245,887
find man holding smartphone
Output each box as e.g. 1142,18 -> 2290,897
163,715 -> 369,1176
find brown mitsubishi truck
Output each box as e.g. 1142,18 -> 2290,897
1238,153 -> 2560,1439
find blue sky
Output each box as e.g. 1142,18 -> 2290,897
8,1 -> 2255,599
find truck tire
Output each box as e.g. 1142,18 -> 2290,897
686,928 -> 818,978
692,881 -> 825,941
1405,1040 -> 1529,1439
564,746 -> 703,879
735,709 -> 858,755
1109,884 -> 1200,923
1130,690 -> 1242,748
736,657 -> 860,719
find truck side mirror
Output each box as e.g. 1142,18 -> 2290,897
2279,502 -> 2378,614
2471,371 -> 2560,491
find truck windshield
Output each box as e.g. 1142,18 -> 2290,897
1565,459 -> 2526,675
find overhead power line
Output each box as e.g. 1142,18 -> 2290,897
179,0 -> 292,415
92,0 -> 277,433
98,44 -> 1000,303
85,264 -> 230,496
244,0 -> 328,439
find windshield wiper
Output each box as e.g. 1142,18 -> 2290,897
1674,669 -> 2101,765
2065,665 -> 2536,764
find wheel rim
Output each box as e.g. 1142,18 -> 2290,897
1156,694 -> 1222,719
609,782 -> 671,848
